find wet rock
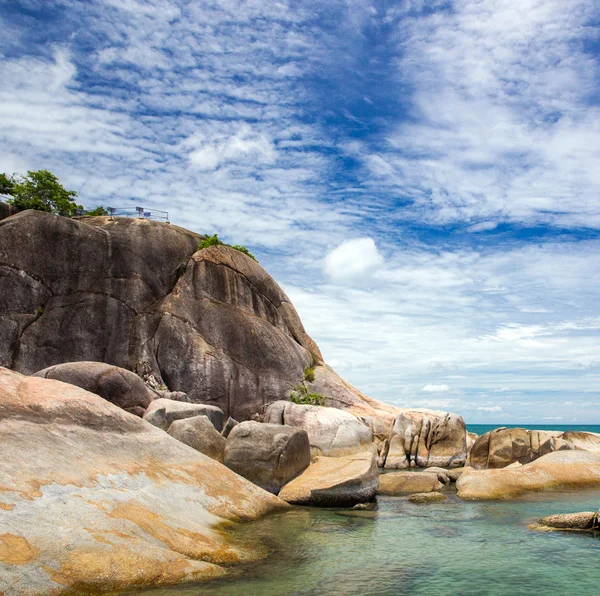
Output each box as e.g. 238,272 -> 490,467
0,367 -> 286,595
224,421 -> 311,494
264,400 -> 374,457
167,415 -> 226,463
278,451 -> 378,506
408,492 -> 447,504
384,409 -> 467,469
143,398 -> 225,432
535,511 -> 599,531
447,468 -> 466,482
32,361 -> 154,416
378,472 -> 443,495
221,416 -> 239,438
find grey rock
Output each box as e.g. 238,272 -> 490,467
32,361 -> 154,416
167,415 -> 226,463
0,201 -> 18,221
143,398 -> 225,432
221,416 -> 239,438
224,421 -> 311,494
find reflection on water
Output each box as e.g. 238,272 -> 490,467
130,489 -> 600,596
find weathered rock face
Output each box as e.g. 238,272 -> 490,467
224,421 -> 311,494
167,415 -> 226,463
0,367 -> 286,594
532,511 -> 600,532
278,452 -> 379,506
264,400 -> 374,457
32,361 -> 154,416
469,428 -> 600,470
143,399 -> 225,432
0,201 -> 18,221
0,210 -> 396,424
383,409 -> 467,469
457,450 -> 600,500
378,471 -> 443,495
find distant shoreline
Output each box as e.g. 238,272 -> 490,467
467,423 -> 600,434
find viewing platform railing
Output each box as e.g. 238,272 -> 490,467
76,206 -> 170,223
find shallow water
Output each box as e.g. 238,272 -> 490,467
131,488 -> 600,596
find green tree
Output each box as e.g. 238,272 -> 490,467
87,206 -> 109,216
198,234 -> 258,262
1,170 -> 82,217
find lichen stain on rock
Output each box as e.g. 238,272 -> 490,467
0,534 -> 39,565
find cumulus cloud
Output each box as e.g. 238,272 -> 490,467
477,406 -> 503,413
422,384 -> 450,393
323,238 -> 384,282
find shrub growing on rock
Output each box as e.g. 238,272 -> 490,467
198,233 -> 257,261
290,383 -> 326,406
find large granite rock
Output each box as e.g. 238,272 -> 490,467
264,400 -> 375,457
167,415 -> 226,463
0,201 -> 18,221
224,421 -> 311,494
0,211 -> 397,424
378,471 -> 443,495
383,409 -> 467,469
278,451 -> 379,506
32,361 -> 154,416
143,398 -> 225,432
0,367 -> 286,594
532,511 -> 600,532
469,428 -> 599,469
457,450 -> 600,500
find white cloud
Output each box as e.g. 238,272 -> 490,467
477,406 -> 503,412
323,238 -> 384,283
422,384 -> 450,393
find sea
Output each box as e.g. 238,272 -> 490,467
467,423 -> 600,436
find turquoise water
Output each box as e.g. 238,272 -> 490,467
467,424 -> 600,436
131,487 -> 600,596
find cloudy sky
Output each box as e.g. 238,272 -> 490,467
2,0 -> 600,423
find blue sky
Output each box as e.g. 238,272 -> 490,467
2,0 -> 600,423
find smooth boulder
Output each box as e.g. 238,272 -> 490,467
143,399 -> 225,432
278,451 -> 379,506
457,450 -> 600,500
408,492 -> 447,504
378,471 -> 443,495
168,415 -> 226,463
383,409 -> 467,469
33,361 -> 154,416
224,421 -> 311,494
264,400 -> 374,457
532,511 -> 600,532
0,367 -> 286,595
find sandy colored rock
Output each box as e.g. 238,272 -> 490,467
383,409 -> 467,469
0,367 -> 286,595
264,400 -> 374,457
143,399 -> 225,432
378,472 -> 443,495
447,468 -> 466,482
278,452 -> 379,506
167,415 -> 226,463
424,467 -> 451,483
457,450 -> 600,500
224,421 -> 311,494
535,511 -> 599,531
408,492 -> 447,503
33,361 -> 154,416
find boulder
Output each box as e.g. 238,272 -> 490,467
447,468 -> 465,482
424,466 -> 451,484
264,400 -> 374,457
32,361 -> 154,416
378,472 -> 443,495
221,416 -> 239,438
143,399 -> 225,432
533,511 -> 599,532
457,450 -> 600,500
383,409 -> 467,469
224,421 -> 311,494
466,432 -> 478,453
408,492 -> 447,504
278,452 -> 379,506
0,367 -> 286,594
0,201 -> 18,221
167,415 -> 226,463
0,211 -> 398,424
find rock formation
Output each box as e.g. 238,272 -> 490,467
0,367 -> 286,594
382,409 -> 467,469
378,471 -> 444,495
457,450 -> 600,499
531,511 -> 600,533
167,415 -> 227,463
143,399 -> 225,432
223,421 -> 311,494
264,400 -> 375,457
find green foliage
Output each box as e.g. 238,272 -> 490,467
198,234 -> 258,261
87,206 -> 109,216
303,365 -> 315,383
290,383 -> 326,406
1,170 -> 82,217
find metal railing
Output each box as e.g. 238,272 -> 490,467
77,206 -> 170,223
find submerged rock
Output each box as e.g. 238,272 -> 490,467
224,421 -> 311,494
408,492 -> 447,504
264,400 -> 374,457
0,367 -> 286,595
167,415 -> 226,463
533,511 -> 599,532
378,472 -> 443,496
383,409 -> 467,469
32,361 -> 154,416
457,450 -> 600,500
143,398 -> 225,432
278,451 -> 379,506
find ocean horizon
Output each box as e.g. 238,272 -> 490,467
467,423 -> 600,436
